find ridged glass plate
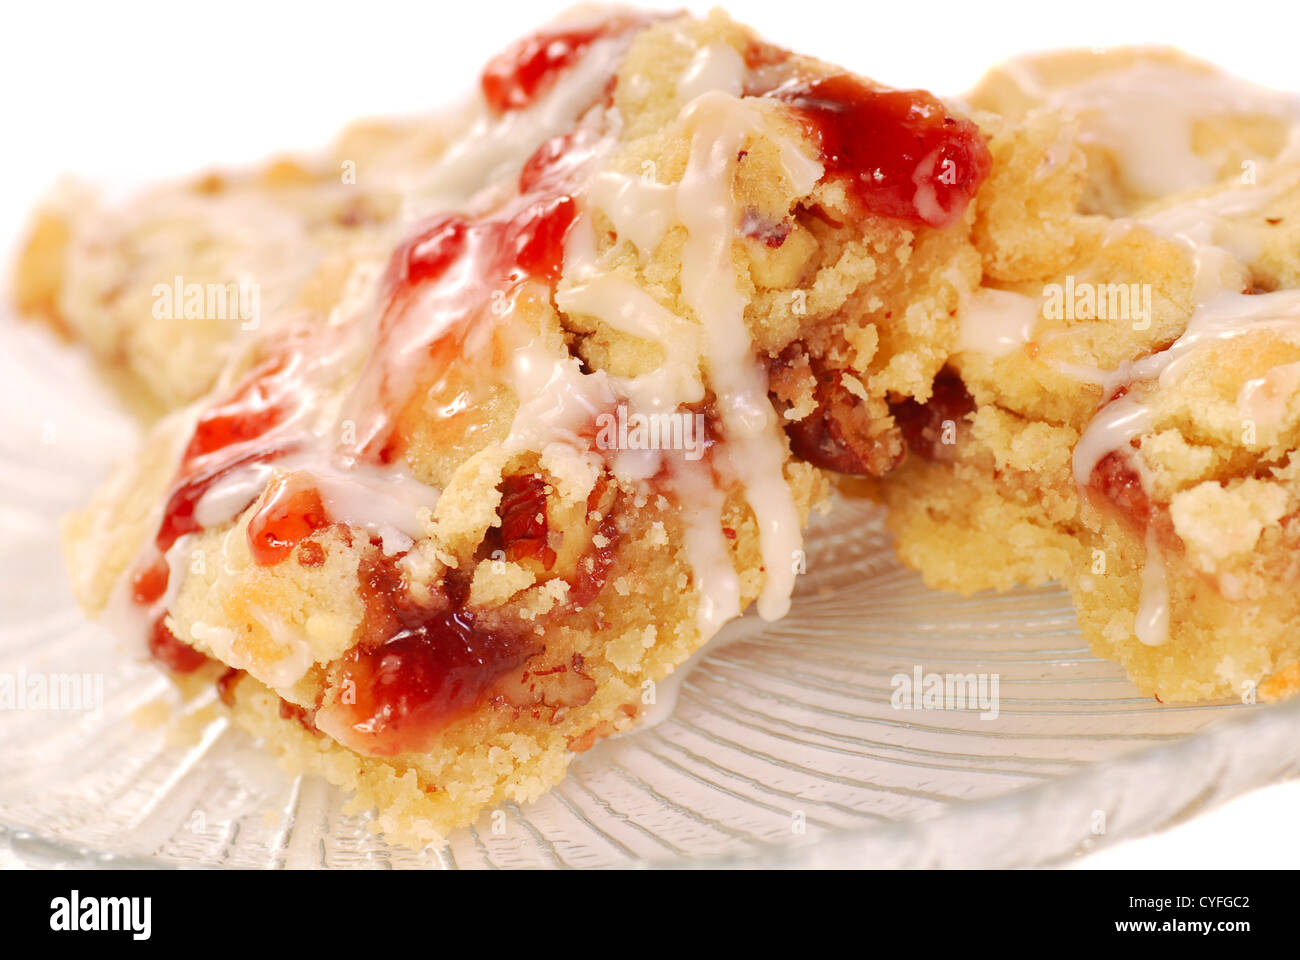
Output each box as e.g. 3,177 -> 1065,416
4,318 -> 1300,869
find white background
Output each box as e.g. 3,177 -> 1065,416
4,0 -> 1299,868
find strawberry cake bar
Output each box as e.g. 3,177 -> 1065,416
873,49 -> 1300,703
24,5 -> 1300,848
22,9 -> 995,844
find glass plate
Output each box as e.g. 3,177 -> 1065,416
3,318 -> 1299,870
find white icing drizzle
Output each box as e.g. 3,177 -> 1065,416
673,459 -> 743,633
1071,282 -> 1300,485
586,171 -> 678,257
95,399 -> 208,661
1071,394 -> 1154,485
557,271 -> 683,344
676,91 -> 816,623
1238,359 -> 1300,431
310,462 -> 440,553
559,165 -> 710,441
1069,151 -> 1300,484
1157,290 -> 1300,383
1005,59 -> 1300,199
84,401 -> 200,613
1135,528 -> 1170,647
100,527 -> 198,664
192,463 -> 274,529
957,287 -> 1040,358
201,314 -> 442,542
676,40 -> 746,103
559,62 -> 823,630
1067,286 -> 1300,651
500,332 -> 615,459
398,32 -> 637,217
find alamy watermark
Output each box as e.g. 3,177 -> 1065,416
0,668 -> 103,715
890,665 -> 1000,720
49,891 -> 150,940
152,275 -> 260,330
594,404 -> 708,461
1043,275 -> 1152,331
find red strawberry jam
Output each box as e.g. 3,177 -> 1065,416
132,336 -> 314,673
1089,449 -> 1154,530
216,667 -> 242,706
354,130 -> 594,464
315,469 -> 626,755
182,353 -> 295,466
131,557 -> 170,605
154,446 -> 290,554
480,15 -> 647,114
332,611 -> 530,756
764,74 -> 992,229
319,554 -> 534,756
509,195 -> 577,282
389,192 -> 577,299
518,127 -> 600,194
131,36 -> 619,702
148,617 -> 207,674
247,476 -> 331,566
155,340 -> 312,555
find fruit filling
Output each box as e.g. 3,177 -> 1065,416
762,74 -> 992,228
247,475 -> 332,566
479,14 -> 649,114
319,553 -> 534,756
